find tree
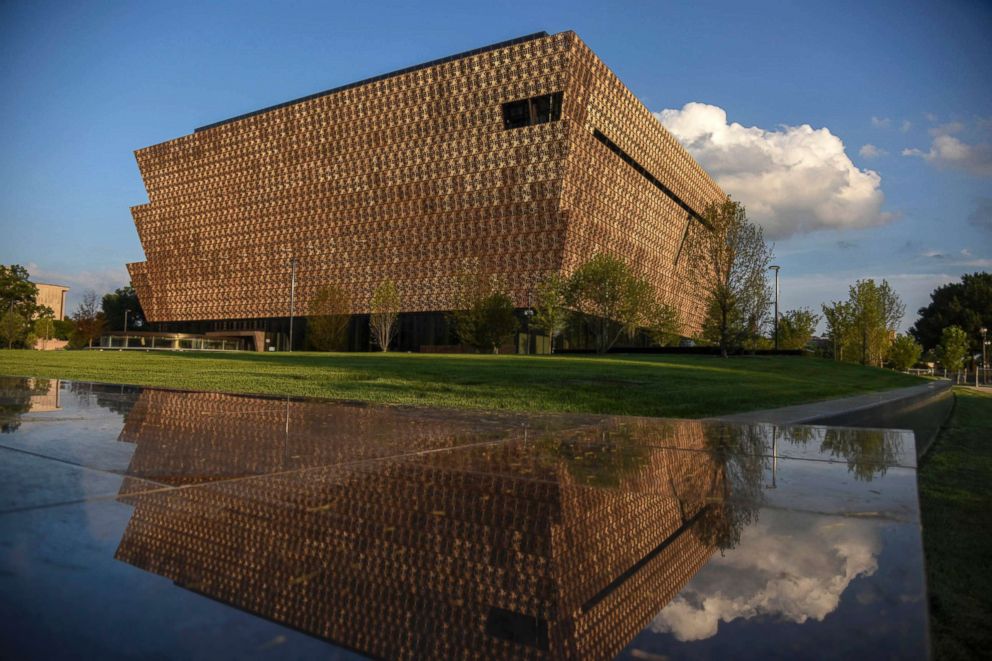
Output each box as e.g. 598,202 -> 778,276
101,285 -> 145,331
70,290 -> 106,348
0,309 -> 27,349
935,325 -> 970,379
53,319 -> 74,340
0,264 -> 40,320
33,314 -> 55,347
306,285 -> 351,351
847,279 -> 904,366
820,428 -> 904,481
693,425 -> 766,551
887,334 -> 922,371
646,299 -> 682,347
530,272 -> 568,353
566,254 -> 654,354
452,274 -> 519,353
821,300 -> 854,361
689,199 -> 773,357
369,280 -> 401,352
777,308 -> 820,350
910,272 -> 991,353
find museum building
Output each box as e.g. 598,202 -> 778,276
127,31 -> 726,352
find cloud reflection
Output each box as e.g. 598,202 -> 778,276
651,510 -> 880,641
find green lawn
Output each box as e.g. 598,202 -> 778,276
0,349 -> 922,418
919,388 -> 992,660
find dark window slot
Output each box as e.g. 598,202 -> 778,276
485,607 -> 550,651
673,213 -> 692,266
502,92 -> 562,130
592,129 -> 710,229
580,507 -> 705,614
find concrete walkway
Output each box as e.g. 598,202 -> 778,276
710,380 -> 954,457
710,380 -> 951,426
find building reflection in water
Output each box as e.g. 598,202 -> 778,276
96,389 -> 901,659
0,377 -> 61,432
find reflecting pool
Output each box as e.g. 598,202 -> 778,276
0,378 -> 927,659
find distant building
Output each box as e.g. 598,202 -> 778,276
27,378 -> 61,411
32,282 -> 69,320
128,31 -> 724,352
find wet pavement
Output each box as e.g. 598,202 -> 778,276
0,378 -> 928,659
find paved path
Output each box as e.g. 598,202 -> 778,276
709,380 -> 952,426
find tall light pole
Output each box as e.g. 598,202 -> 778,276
982,326 -> 988,372
523,291 -> 534,356
123,309 -> 130,349
769,265 -> 781,351
288,256 -> 297,352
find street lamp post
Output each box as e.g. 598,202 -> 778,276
523,291 -> 534,355
123,309 -> 130,349
288,256 -> 297,352
981,326 -> 988,375
768,265 -> 781,351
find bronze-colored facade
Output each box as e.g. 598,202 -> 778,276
114,389 -> 725,659
128,31 -> 724,342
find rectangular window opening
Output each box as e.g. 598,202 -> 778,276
502,92 -> 562,130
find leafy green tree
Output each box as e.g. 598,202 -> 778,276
777,308 -> 821,350
935,325 -> 970,376
33,315 -> 55,347
566,254 -> 654,354
369,280 -> 400,352
646,299 -> 682,347
820,428 -> 904,481
822,300 -> 854,361
847,279 -> 904,366
0,309 -> 27,349
530,272 -> 568,353
910,272 -> 991,353
0,264 -> 40,320
70,290 -> 106,348
452,274 -> 519,353
689,199 -> 773,357
693,425 -> 766,551
887,334 -> 922,371
52,319 -> 74,341
306,285 -> 351,351
101,285 -> 145,331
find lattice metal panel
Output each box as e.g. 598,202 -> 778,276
559,38 -> 727,333
114,389 -> 720,659
128,31 -> 725,333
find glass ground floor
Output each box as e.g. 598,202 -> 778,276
127,310 -> 660,353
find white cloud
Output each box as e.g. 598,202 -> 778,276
930,121 -> 964,137
903,134 -> 992,177
871,116 -> 892,129
655,103 -> 889,239
859,144 -> 886,159
651,511 -> 881,642
900,120 -> 912,133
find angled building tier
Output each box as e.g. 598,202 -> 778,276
128,30 -> 725,351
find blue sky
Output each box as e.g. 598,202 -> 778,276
2,0 -> 990,330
